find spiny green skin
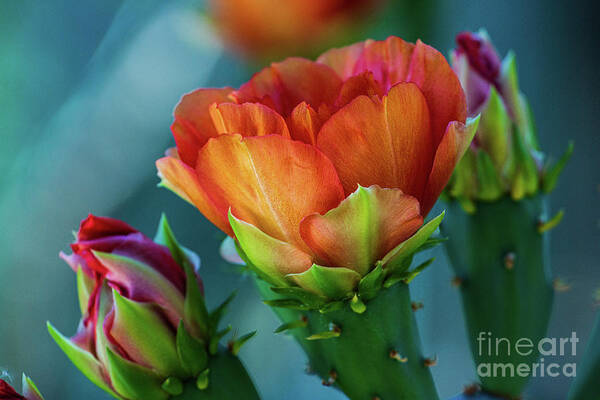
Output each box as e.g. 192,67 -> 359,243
567,313 -> 600,400
257,279 -> 439,400
172,349 -> 260,400
441,195 -> 554,399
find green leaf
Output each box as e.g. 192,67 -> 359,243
111,290 -> 184,377
229,331 -> 257,356
508,124 -> 539,199
538,209 -> 565,234
381,212 -> 444,273
448,149 -> 478,200
415,237 -> 447,253
543,141 -> 574,193
318,301 -> 345,314
209,326 -> 232,355
263,299 -> 311,310
182,256 -> 210,340
269,286 -> 325,308
402,258 -> 435,283
229,210 -> 306,287
176,321 -> 208,376
22,374 -> 45,400
209,291 -> 237,334
358,263 -> 384,301
106,348 -> 168,400
287,264 -> 360,299
477,86 -> 511,168
383,275 -> 406,289
274,319 -> 307,334
154,214 -> 187,270
306,331 -> 341,340
476,150 -> 503,201
47,322 -> 119,399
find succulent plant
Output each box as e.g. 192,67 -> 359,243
441,30 -> 572,399
48,215 -> 259,400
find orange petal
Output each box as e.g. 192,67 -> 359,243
172,87 -> 234,166
317,41 -> 369,79
421,116 -> 480,214
232,58 -> 342,116
317,82 -> 434,201
156,156 -> 232,236
209,102 -> 291,138
407,40 -> 467,145
288,102 -> 322,145
335,71 -> 384,109
195,134 -> 345,249
299,185 -> 423,275
352,36 -> 415,89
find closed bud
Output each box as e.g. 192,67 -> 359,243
448,30 -> 572,206
49,215 -> 248,400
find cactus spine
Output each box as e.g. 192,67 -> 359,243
257,279 -> 439,400
441,195 -> 554,398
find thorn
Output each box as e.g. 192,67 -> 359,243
553,278 -> 571,292
322,370 -> 337,386
372,397 -> 381,400
451,277 -> 463,287
537,209 -> 565,233
329,322 -> 341,334
463,383 -> 481,396
423,356 -> 437,367
301,315 -> 308,323
389,350 -> 408,363
503,252 -> 516,270
411,302 -> 424,311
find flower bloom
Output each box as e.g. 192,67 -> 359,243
208,0 -> 381,61
157,36 -> 477,294
0,376 -> 44,400
48,215 -> 218,400
446,31 -> 572,207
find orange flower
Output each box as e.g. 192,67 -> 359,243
207,0 -> 381,61
157,37 -> 478,293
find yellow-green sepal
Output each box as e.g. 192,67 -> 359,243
47,322 -> 119,399
105,348 -> 168,400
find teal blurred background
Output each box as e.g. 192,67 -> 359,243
0,0 -> 598,398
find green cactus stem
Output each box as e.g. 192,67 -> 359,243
441,194 -> 555,398
567,312 -> 600,400
257,279 -> 439,400
171,348 -> 260,400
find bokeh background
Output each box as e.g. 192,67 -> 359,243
1,0 -> 598,398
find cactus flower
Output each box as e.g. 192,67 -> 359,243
0,375 -> 44,400
48,215 -> 259,400
207,0 -> 382,61
446,30 -> 572,210
157,36 -> 478,299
